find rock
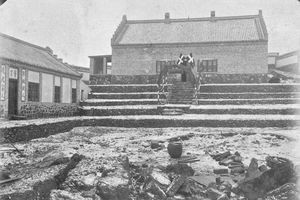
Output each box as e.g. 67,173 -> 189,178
206,188 -> 228,200
258,165 -> 268,172
213,168 -> 228,175
178,178 -> 206,196
150,169 -> 171,189
264,183 -> 299,200
230,166 -> 245,174
246,158 -> 261,178
166,163 -> 194,176
166,175 -> 186,197
212,151 -> 231,162
237,156 -> 295,200
38,151 -> 69,168
50,190 -> 86,200
0,170 -> 10,180
151,140 -> 163,149
144,180 -> 167,199
189,174 -> 217,187
82,173 -> 97,188
96,176 -> 129,200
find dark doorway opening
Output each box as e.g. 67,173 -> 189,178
181,71 -> 187,82
8,79 -> 18,116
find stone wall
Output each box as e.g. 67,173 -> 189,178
112,41 -> 268,75
19,102 -> 79,119
0,103 -> 4,118
90,74 -> 158,85
201,73 -> 269,84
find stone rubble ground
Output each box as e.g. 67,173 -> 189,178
0,126 -> 300,200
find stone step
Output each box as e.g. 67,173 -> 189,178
81,104 -> 300,116
88,92 -> 162,99
197,92 -> 300,99
80,99 -> 159,106
197,98 -> 300,105
89,84 -> 160,93
199,83 -> 300,93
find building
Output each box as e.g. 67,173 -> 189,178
89,55 -> 112,76
0,33 -> 82,119
111,11 -> 268,78
68,65 -> 90,82
268,52 -> 279,72
68,65 -> 91,101
275,50 -> 299,74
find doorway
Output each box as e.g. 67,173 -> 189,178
8,79 -> 18,116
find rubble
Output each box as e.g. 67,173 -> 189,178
0,126 -> 298,200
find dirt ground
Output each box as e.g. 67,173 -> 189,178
1,126 -> 299,199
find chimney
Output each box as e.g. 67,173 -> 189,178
211,11 -> 215,17
259,10 -> 262,16
53,54 -> 57,58
45,46 -> 53,54
164,12 -> 170,23
122,14 -> 127,22
58,58 -> 63,62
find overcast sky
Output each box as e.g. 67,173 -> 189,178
0,0 -> 299,67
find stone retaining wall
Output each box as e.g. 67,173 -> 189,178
1,117 -> 298,143
90,75 -> 158,85
201,73 -> 269,84
19,102 -> 79,119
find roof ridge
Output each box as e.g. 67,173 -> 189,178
126,14 -> 259,24
0,32 -> 48,52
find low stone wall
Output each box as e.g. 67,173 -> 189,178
89,75 -> 158,85
1,117 -> 298,143
19,102 -> 79,119
0,104 -> 4,118
201,73 -> 269,84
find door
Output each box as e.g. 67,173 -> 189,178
8,79 -> 18,115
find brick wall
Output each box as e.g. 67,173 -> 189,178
19,102 -> 79,119
112,41 -> 268,75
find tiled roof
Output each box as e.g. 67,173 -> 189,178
0,33 -> 81,77
112,13 -> 268,45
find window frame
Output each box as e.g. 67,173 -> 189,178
28,82 -> 40,102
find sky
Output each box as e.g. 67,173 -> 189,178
0,0 -> 299,68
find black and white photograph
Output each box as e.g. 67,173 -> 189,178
0,0 -> 299,199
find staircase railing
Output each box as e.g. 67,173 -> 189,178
157,74 -> 168,104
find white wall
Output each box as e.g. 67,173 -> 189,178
62,77 -> 71,103
41,73 -> 53,102
55,76 -> 61,86
28,71 -> 39,83
276,55 -> 298,67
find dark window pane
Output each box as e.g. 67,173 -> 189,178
28,82 -> 39,102
54,86 -> 61,103
72,88 -> 77,103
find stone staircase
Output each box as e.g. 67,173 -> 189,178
81,83 -> 300,124
194,83 -> 300,115
168,81 -> 195,104
81,84 -> 162,116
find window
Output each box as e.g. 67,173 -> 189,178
72,88 -> 77,103
54,86 -> 61,103
28,82 -> 39,102
197,59 -> 218,73
156,60 -> 176,73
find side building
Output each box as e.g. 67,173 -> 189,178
110,11 -> 268,83
0,33 -> 82,119
68,65 -> 91,101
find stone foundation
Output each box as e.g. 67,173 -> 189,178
19,102 -> 79,119
201,73 -> 269,84
89,73 -> 272,85
89,75 -> 158,85
0,104 -> 4,118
